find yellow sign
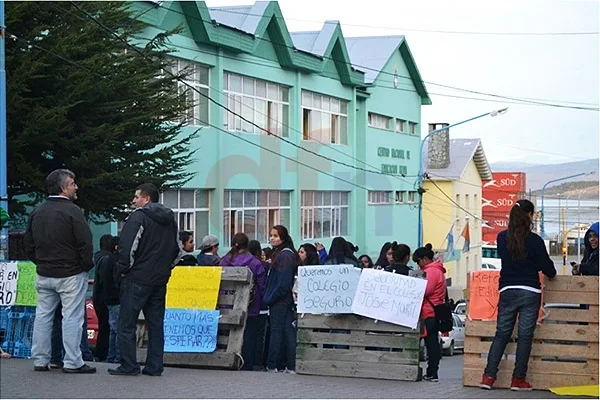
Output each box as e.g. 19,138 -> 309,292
166,266 -> 222,310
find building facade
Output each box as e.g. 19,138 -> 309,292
102,1 -> 431,258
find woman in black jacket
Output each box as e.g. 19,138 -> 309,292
384,242 -> 411,275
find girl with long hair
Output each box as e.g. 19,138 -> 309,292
324,237 -> 359,267
385,242 -> 411,275
262,225 -> 299,373
298,243 -> 320,266
480,199 -> 556,391
374,242 -> 392,269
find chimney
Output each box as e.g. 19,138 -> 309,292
427,123 -> 450,169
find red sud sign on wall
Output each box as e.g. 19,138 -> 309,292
481,191 -> 519,212
482,172 -> 526,194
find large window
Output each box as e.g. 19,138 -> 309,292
301,191 -> 349,240
368,191 -> 393,205
302,91 -> 348,144
223,190 -> 291,246
409,122 -> 418,135
161,189 -> 210,249
223,73 -> 289,137
166,58 -> 209,126
368,113 -> 392,130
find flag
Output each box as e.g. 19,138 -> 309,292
461,222 -> 471,253
445,223 -> 455,255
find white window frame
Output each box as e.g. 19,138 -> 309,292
223,190 -> 291,246
301,91 -> 348,145
301,191 -> 349,240
368,113 -> 392,130
396,119 -> 406,133
409,122 -> 418,135
395,190 -> 406,204
223,72 -> 289,137
160,189 -> 210,250
368,191 -> 393,205
408,191 -> 417,203
167,58 -> 210,126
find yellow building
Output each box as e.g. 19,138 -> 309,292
422,136 -> 491,300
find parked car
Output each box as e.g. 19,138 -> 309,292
441,314 -> 465,356
454,302 -> 467,323
85,280 -> 99,349
481,263 -> 499,270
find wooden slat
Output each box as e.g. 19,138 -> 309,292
464,337 -> 599,360
466,320 -> 599,343
225,277 -> 252,357
218,309 -> 245,326
138,348 -> 237,369
544,290 -> 599,305
543,306 -> 599,323
463,367 -> 598,390
221,267 -> 253,283
296,346 -> 419,365
217,294 -> 236,306
297,360 -> 421,381
544,276 -> 599,292
298,314 -> 419,334
297,329 -> 420,349
217,335 -> 229,346
464,356 -> 598,375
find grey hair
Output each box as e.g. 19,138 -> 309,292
45,169 -> 75,195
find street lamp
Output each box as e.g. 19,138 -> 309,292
540,171 -> 596,239
417,107 -> 508,247
0,1 -> 7,260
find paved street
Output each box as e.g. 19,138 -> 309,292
0,355 -> 580,398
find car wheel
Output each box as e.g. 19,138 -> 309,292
445,341 -> 455,356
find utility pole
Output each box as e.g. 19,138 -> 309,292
0,0 -> 8,260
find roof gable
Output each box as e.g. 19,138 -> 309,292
425,139 -> 492,181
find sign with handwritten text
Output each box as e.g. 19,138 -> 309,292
15,261 -> 37,306
468,270 -> 544,322
351,268 -> 426,329
166,267 -> 222,310
163,309 -> 219,353
0,262 -> 19,306
297,264 -> 361,314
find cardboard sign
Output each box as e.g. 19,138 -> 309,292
163,309 -> 219,353
166,266 -> 222,310
467,270 -> 544,321
0,261 -> 19,306
351,268 -> 426,329
297,264 -> 361,314
15,261 -> 37,306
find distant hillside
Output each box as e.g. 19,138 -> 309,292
490,158 -> 599,191
530,180 -> 599,199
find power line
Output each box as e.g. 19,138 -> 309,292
147,2 -> 600,111
425,176 -> 484,221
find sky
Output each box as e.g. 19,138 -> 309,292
206,0 -> 600,165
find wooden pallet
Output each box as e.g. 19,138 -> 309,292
296,314 -> 422,381
137,266 -> 253,369
463,276 -> 599,390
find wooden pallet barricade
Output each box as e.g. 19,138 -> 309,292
463,275 -> 599,390
137,266 -> 253,369
296,314 -> 422,381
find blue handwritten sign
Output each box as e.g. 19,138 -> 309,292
163,309 -> 219,353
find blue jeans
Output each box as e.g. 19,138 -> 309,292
32,272 -> 87,369
485,289 -> 541,379
267,302 -> 296,371
118,278 -> 166,375
50,303 -> 94,363
107,305 -> 120,363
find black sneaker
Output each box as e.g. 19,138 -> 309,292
34,365 -> 49,372
141,369 -> 162,377
423,375 -> 439,382
108,367 -> 141,376
49,362 -> 63,369
62,364 -> 97,374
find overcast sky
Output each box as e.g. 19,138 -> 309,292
207,0 -> 599,165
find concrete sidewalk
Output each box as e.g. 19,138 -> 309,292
0,357 -> 576,399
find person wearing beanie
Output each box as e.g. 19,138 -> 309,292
197,234 -> 220,266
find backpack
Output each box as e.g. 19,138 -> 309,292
426,289 -> 453,333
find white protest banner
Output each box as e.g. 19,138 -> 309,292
351,268 -> 426,329
297,264 -> 361,314
0,261 -> 19,306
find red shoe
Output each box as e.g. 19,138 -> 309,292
510,377 -> 533,391
479,374 -> 496,390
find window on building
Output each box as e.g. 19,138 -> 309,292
396,119 -> 406,133
465,194 -> 470,214
395,191 -> 405,203
368,113 -> 392,130
161,189 -> 210,249
368,191 -> 393,205
223,190 -> 291,246
408,191 -> 417,203
302,91 -> 348,145
409,122 -> 418,135
301,191 -> 349,240
223,73 -> 289,137
407,150 -> 411,160
166,58 -> 210,126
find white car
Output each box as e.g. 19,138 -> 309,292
441,314 -> 465,356
481,263 -> 500,270
454,302 -> 467,323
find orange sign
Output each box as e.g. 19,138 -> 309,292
467,270 -> 544,322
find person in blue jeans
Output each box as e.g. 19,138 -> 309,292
50,303 -> 94,367
480,199 -> 556,392
98,236 -> 121,363
108,184 -> 180,377
262,225 -> 299,374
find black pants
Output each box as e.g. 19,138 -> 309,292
424,317 -> 441,378
93,300 -> 110,361
267,302 -> 297,371
118,278 -> 166,375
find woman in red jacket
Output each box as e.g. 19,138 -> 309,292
413,243 -> 447,382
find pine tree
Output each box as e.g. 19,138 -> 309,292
6,1 -> 198,223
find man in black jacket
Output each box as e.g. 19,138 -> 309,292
108,183 -> 181,377
24,169 -> 96,374
91,234 -> 113,361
